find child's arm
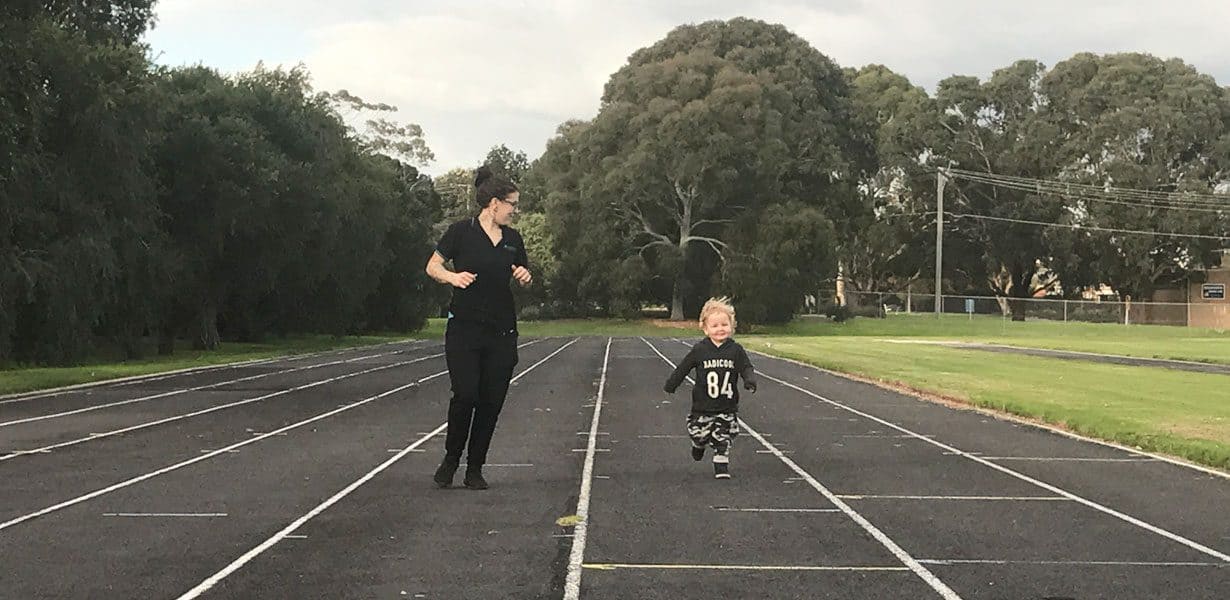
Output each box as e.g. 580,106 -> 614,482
737,345 -> 757,393
663,347 -> 699,393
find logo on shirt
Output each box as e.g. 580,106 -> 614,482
702,359 -> 735,369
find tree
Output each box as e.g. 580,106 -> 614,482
923,54 -> 1230,320
326,89 -> 435,168
722,202 -> 838,323
434,167 -> 476,229
1,1 -> 162,362
545,18 -> 866,322
153,66 -> 443,348
1,4 -> 444,364
1039,53 -> 1230,298
841,65 -> 941,303
535,120 -> 626,315
483,145 -> 530,183
929,60 -> 1068,319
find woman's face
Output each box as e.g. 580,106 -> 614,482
487,191 -> 519,225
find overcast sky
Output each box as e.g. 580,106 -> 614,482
143,0 -> 1230,175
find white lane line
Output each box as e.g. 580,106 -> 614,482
838,495 -> 1069,501
920,559 -> 1227,567
0,340 -> 425,404
745,362 -> 1230,564
712,507 -> 841,513
0,357 -> 276,405
2,339 -> 562,531
0,343 -> 431,428
645,338 -> 963,599
0,369 -> 440,532
176,338 -> 580,599
583,563 -> 909,572
844,434 -> 934,439
747,348 -> 1230,480
102,513 -> 227,518
562,337 -> 612,600
0,346 -> 461,462
176,422 -> 448,599
980,457 -> 1158,462
739,419 -> 963,598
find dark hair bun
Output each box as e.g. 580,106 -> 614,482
474,165 -> 493,188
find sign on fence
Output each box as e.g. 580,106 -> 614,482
1202,283 -> 1225,300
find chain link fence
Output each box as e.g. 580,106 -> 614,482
833,290 -> 1227,327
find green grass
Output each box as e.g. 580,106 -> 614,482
0,334 -> 413,396
754,314 -> 1230,365
741,336 -> 1230,471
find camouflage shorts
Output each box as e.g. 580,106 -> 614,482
686,412 -> 739,451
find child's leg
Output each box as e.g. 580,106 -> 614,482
710,413 -> 738,478
686,413 -> 713,461
708,413 -> 739,453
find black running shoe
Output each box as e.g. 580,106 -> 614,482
691,445 -> 705,461
433,456 -> 459,488
463,468 -> 488,490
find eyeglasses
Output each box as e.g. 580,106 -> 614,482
498,198 -> 519,208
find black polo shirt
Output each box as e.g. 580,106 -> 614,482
663,338 -> 756,414
435,217 -> 528,331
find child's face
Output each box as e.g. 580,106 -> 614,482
702,312 -> 732,344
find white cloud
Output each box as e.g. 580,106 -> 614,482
145,0 -> 1230,174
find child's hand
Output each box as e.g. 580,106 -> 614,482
744,380 -> 757,393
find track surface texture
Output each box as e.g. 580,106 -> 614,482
1,337 -> 1226,599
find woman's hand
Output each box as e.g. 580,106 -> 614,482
450,271 -> 477,288
512,265 -> 532,286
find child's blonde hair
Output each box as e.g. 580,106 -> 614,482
699,297 -> 737,330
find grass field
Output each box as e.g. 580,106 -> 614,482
755,313 -> 1230,365
738,335 -> 1230,470
478,313 -> 1230,365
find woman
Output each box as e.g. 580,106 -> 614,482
425,166 -> 532,490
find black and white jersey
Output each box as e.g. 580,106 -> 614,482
663,338 -> 756,414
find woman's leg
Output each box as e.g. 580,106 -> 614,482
435,321 -> 483,487
466,332 -> 519,470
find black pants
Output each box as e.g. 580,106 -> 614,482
443,319 -> 519,467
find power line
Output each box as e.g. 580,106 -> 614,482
954,172 -> 1230,210
946,168 -> 1230,206
947,169 -> 1230,211
951,176 -> 1229,214
947,212 -> 1230,241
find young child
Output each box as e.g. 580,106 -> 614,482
663,297 -> 757,479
